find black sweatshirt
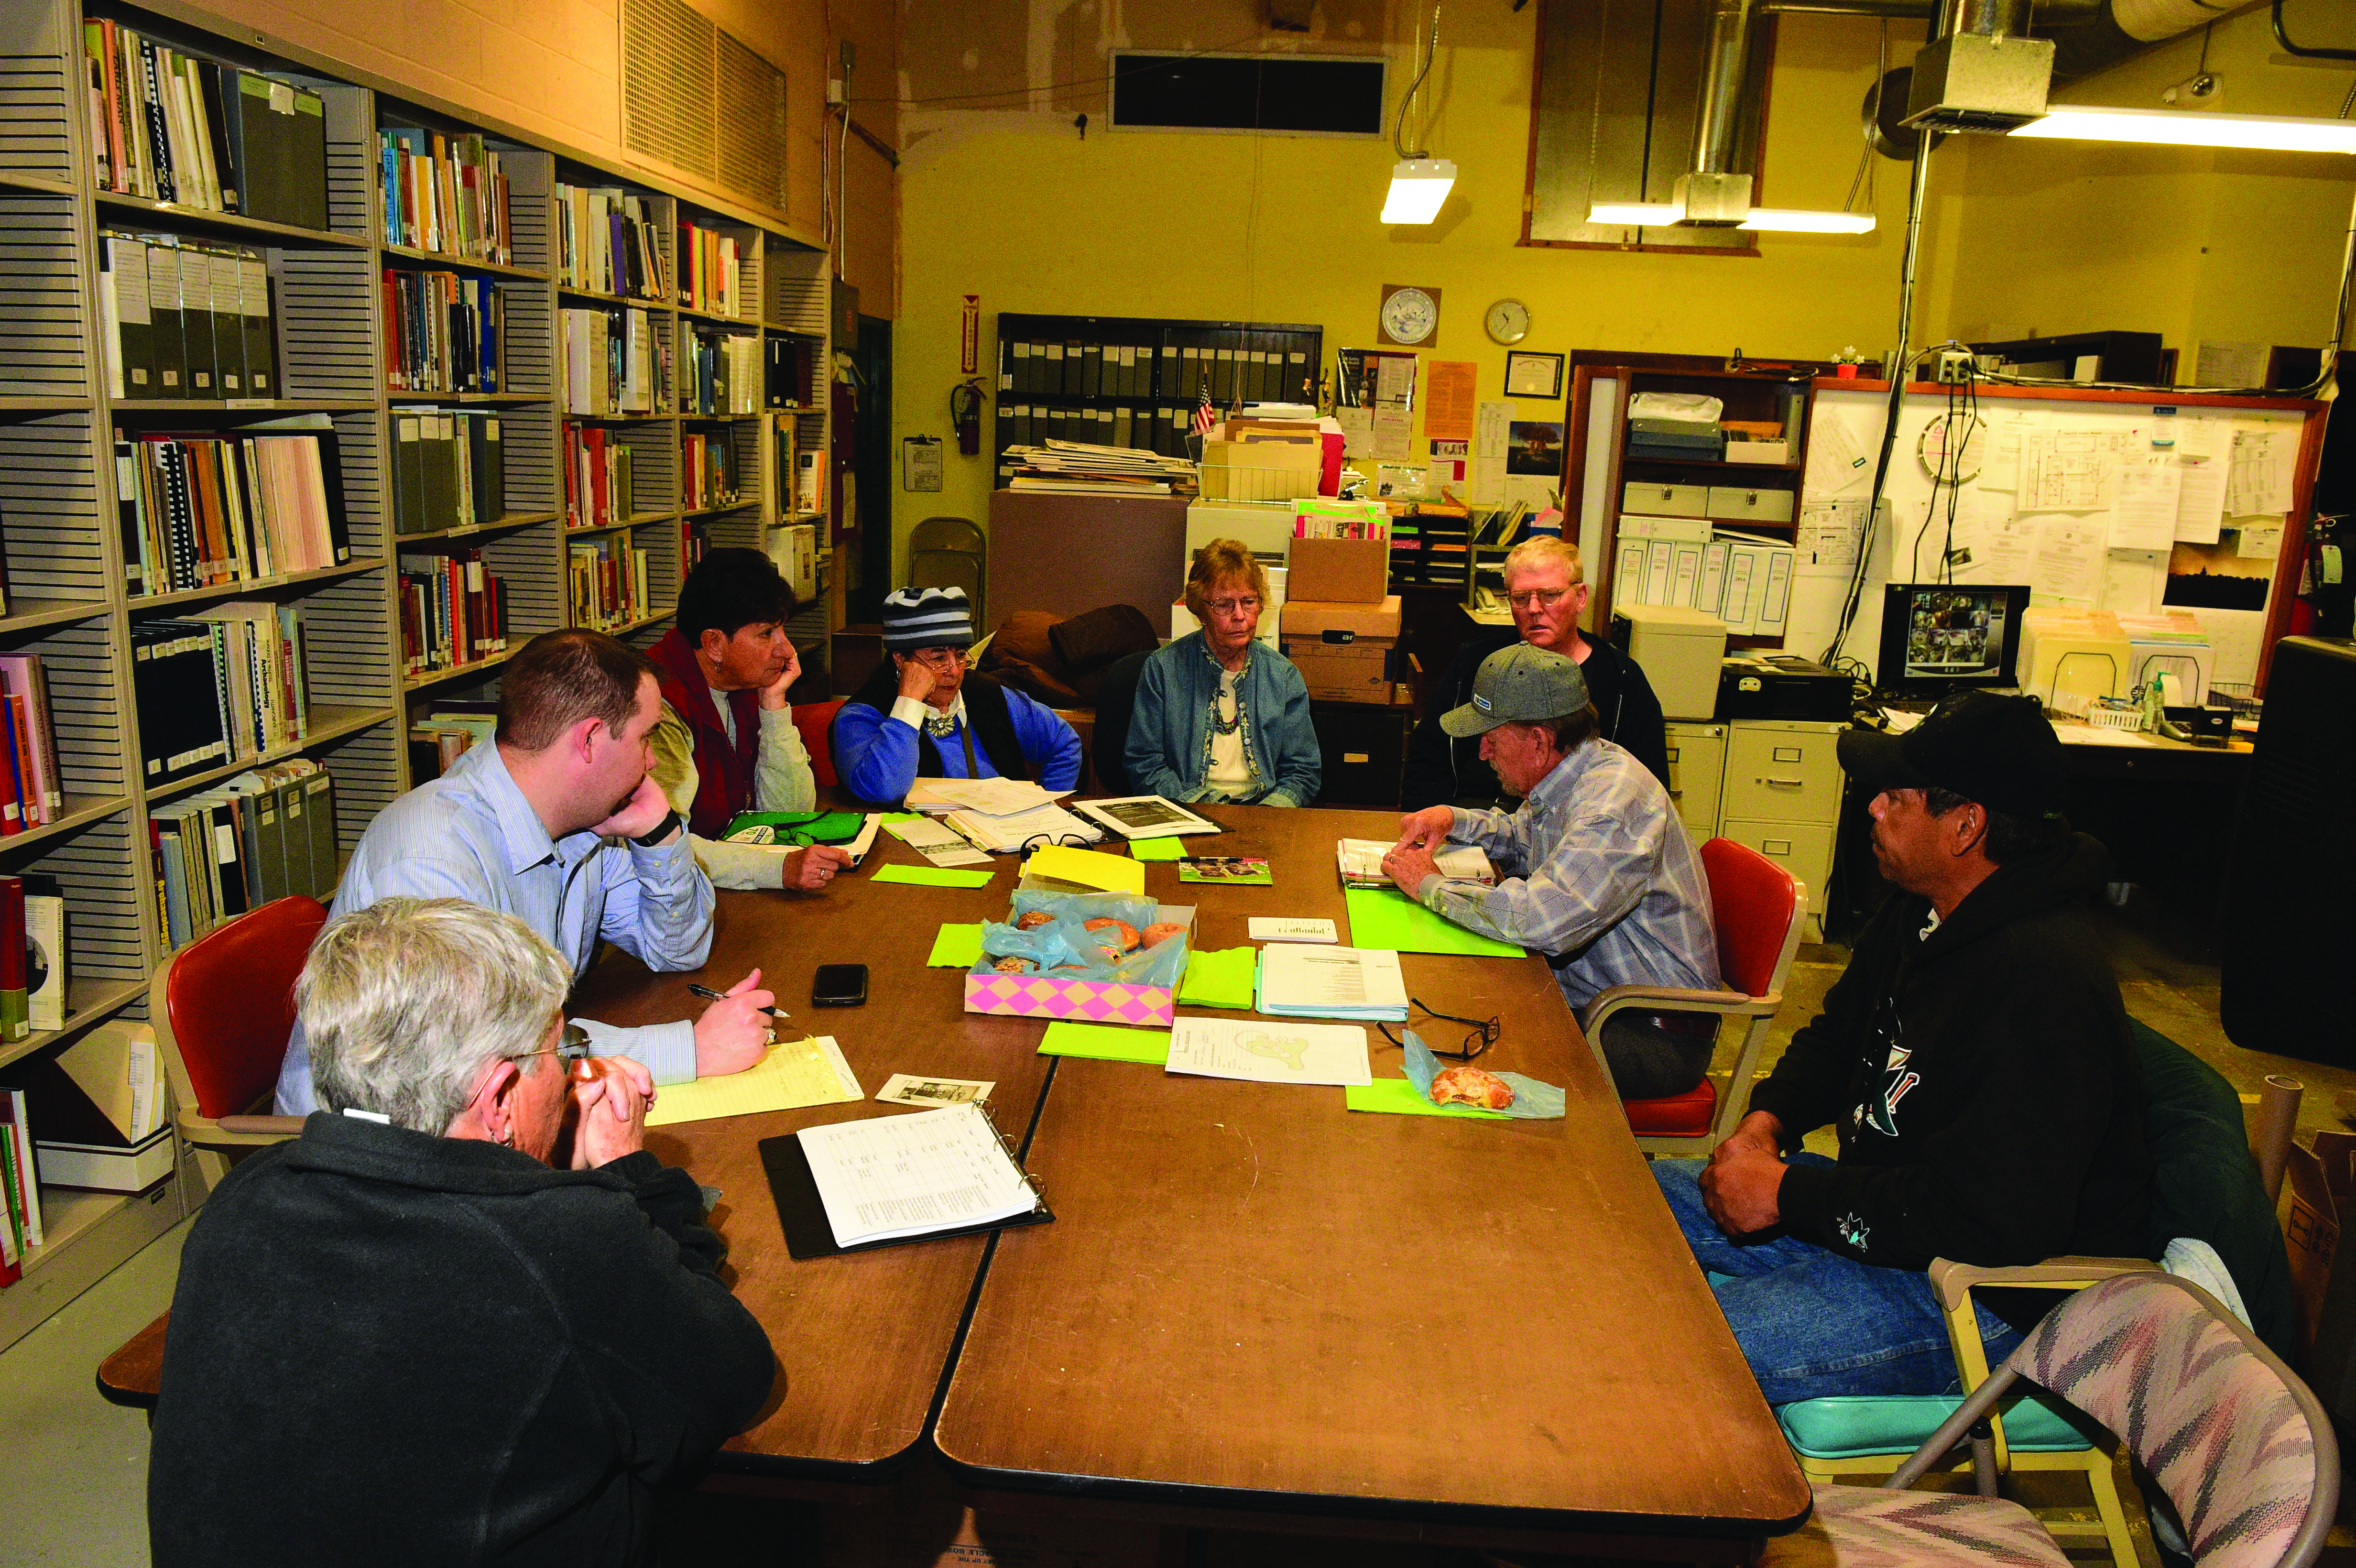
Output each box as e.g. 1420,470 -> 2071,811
1752,833 -> 2150,1275
150,1113 -> 777,1568
1400,625 -> 1670,810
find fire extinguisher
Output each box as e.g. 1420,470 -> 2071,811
951,379 -> 986,457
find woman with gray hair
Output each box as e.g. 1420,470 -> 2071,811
149,897 -> 777,1568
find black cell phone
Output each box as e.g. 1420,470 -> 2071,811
812,963 -> 868,1008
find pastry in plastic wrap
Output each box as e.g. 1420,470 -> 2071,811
992,956 -> 1036,974
1140,922 -> 1186,948
1428,1064 -> 1516,1110
1082,917 -> 1140,954
1014,910 -> 1055,930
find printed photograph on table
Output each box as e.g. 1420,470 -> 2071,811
1506,422 -> 1564,475
1503,351 -> 1564,400
1073,795 -> 1219,839
1179,857 -> 1272,885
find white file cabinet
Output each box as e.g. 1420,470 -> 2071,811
1717,718 -> 1846,943
1662,722 -> 1726,847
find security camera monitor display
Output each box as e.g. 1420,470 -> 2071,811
1877,583 -> 2030,699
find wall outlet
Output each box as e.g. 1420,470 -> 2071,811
1934,349 -> 1976,384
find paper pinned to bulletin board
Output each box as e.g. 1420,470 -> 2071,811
1424,361 -> 1476,444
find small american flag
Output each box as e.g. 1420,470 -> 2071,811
1192,382 -> 1216,437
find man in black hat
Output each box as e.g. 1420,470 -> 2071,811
1653,691 -> 2150,1404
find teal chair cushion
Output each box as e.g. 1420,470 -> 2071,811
1778,1394 -> 2095,1459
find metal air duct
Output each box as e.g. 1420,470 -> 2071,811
1675,0 -> 1759,222
1905,0 -> 2057,131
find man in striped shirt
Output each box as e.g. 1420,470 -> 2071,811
1383,643 -> 1720,1100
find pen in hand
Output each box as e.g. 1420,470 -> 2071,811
687,982 -> 785,1017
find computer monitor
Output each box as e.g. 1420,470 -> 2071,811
1876,583 -> 2031,700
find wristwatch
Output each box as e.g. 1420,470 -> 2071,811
632,809 -> 683,848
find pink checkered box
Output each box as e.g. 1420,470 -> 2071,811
962,972 -> 1177,1027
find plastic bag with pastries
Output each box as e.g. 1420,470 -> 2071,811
1400,1032 -> 1566,1120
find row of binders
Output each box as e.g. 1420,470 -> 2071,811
681,326 -> 761,416
390,410 -> 506,536
558,184 -> 665,301
117,429 -> 352,595
1612,524 -> 1795,637
564,424 -> 639,531
131,606 -> 313,788
383,270 -> 503,394
398,552 -> 507,676
562,307 -> 665,415
82,20 -> 329,230
682,431 -> 741,510
676,222 -> 748,318
567,538 -> 651,631
999,329 -> 1319,406
152,759 -> 339,951
0,658 -> 64,838
378,128 -> 511,266
997,403 -> 1201,462
101,233 -> 280,401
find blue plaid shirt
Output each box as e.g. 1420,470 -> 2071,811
1416,739 -> 1720,1009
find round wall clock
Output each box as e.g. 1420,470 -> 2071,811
1378,283 -> 1441,348
1485,298 -> 1531,345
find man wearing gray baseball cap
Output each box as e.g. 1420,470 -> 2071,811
1382,642 -> 1721,1099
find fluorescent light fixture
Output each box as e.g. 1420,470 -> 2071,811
1740,208 -> 1877,233
2012,106 -> 2356,154
1586,202 -> 1681,225
1382,158 -> 1457,224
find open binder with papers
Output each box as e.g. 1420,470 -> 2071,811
758,1101 -> 1052,1259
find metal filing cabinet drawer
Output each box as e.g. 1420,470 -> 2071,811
1705,485 -> 1797,524
1663,722 -> 1726,844
1722,719 -> 1846,826
1622,481 -> 1711,518
1718,817 -> 1832,938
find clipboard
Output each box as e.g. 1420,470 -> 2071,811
758,1116 -> 1054,1260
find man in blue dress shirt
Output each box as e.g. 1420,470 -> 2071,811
274,629 -> 774,1114
830,587 -> 1082,805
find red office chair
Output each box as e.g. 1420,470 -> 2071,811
794,697 -> 844,789
154,895 -> 327,1175
1579,838 -> 1806,1156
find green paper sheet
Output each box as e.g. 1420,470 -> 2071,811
1342,888 -> 1524,958
878,812 -> 925,823
1345,1078 -> 1510,1120
926,923 -> 986,968
1177,947 -> 1256,1009
1127,836 -> 1185,861
1039,1021 -> 1172,1064
873,864 -> 995,889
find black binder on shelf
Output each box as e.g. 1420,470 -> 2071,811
757,1110 -> 1052,1261
391,412 -> 423,535
184,247 -> 222,398
204,247 -> 245,397
104,234 -> 155,399
420,412 -> 458,532
196,61 -> 240,215
469,413 -> 505,522
240,252 -> 278,397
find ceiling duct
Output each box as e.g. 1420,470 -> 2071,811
1675,0 -> 1759,222
1905,0 -> 2056,131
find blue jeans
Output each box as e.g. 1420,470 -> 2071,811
1654,1154 -> 2021,1405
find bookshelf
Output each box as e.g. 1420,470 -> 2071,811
0,0 -> 833,1349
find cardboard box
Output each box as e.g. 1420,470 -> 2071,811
963,902 -> 1193,1027
1724,439 -> 1790,465
1281,596 -> 1404,704
2289,1132 -> 2356,1364
1286,536 -> 1389,603
1199,436 -> 1320,502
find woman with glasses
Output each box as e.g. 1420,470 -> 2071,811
150,897 -> 775,1568
832,585 -> 1084,805
1124,538 -> 1321,808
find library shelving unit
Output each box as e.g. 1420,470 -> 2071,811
0,0 -> 833,1348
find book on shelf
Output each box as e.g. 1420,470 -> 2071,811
562,423 -> 636,530
557,184 -> 664,301
680,324 -> 759,416
681,430 -> 740,510
117,427 -> 350,594
22,875 -> 63,1035
766,335 -> 812,409
390,409 -> 505,535
681,520 -> 707,574
408,705 -> 496,781
98,233 -> 279,402
0,878 -> 22,1045
561,307 -> 657,415
129,608 -> 311,787
383,270 -> 503,394
2,1020 -> 174,1198
151,758 -> 336,949
378,128 -> 510,265
0,1082 -> 43,1275
0,656 -> 64,836
398,550 -> 507,676
676,222 -> 744,318
567,537 -> 651,631
82,20 -> 328,230
769,523 -> 817,599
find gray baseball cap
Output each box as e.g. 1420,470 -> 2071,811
1440,644 -> 1591,737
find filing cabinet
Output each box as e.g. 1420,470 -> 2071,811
1718,718 -> 1845,942
1662,722 -> 1726,846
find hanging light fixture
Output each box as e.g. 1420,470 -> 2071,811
1384,4 -> 1454,224
2010,105 -> 2356,154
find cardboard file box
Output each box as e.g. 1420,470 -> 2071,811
1281,597 -> 1407,705
37,1125 -> 175,1191
1200,437 -> 1321,502
1286,536 -> 1389,603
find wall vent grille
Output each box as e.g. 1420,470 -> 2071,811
622,0 -> 788,216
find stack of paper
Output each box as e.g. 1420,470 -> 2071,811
1004,440 -> 1198,497
884,815 -> 992,868
906,777 -> 1069,815
1336,838 -> 1494,889
1255,943 -> 1408,1023
1166,1017 -> 1372,1087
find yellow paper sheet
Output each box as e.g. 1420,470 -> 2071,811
1026,843 -> 1145,894
644,1034 -> 862,1126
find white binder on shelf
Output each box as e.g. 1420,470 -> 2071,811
1696,539 -> 1731,619
1615,540 -> 1649,606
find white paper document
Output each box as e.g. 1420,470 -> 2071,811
797,1103 -> 1038,1249
1473,400 -> 1510,505
2031,516 -> 2105,604
1256,943 -> 1409,1022
910,776 -> 1069,816
2108,456 -> 2183,551
1166,1016 -> 1373,1088
2226,428 -> 2291,520
946,803 -> 1103,854
1249,917 -> 1339,943
2018,428 -> 2115,513
1797,498 -> 1868,577
884,815 -> 993,867
1336,838 -> 1492,886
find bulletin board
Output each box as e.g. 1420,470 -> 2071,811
1787,382 -> 2326,691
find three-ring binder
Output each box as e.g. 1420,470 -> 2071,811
757,1103 -> 1053,1261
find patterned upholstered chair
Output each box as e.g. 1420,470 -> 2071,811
1763,1273 -> 2338,1568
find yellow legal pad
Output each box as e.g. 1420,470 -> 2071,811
643,1034 -> 863,1126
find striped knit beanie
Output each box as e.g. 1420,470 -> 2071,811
882,587 -> 975,651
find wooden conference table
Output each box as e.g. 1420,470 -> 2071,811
567,805 -> 1811,1556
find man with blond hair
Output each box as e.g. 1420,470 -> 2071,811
1401,535 -> 1669,810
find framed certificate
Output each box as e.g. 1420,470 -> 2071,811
1504,350 -> 1565,400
